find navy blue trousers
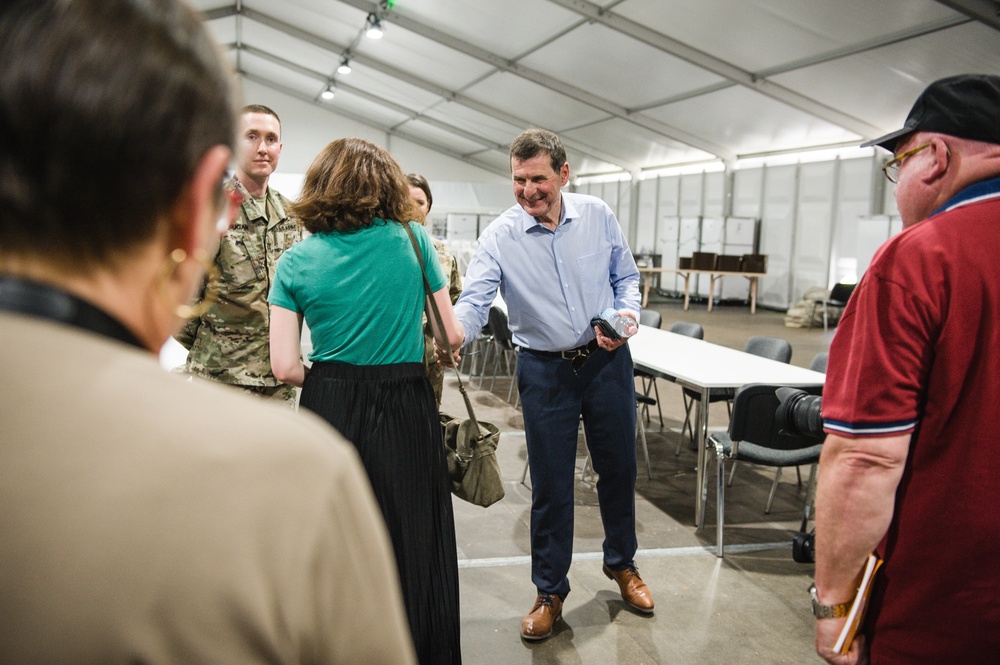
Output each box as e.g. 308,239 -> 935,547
517,343 -> 638,599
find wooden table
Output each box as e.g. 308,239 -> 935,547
628,326 -> 825,528
638,267 -> 767,313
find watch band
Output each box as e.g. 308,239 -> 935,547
809,583 -> 852,619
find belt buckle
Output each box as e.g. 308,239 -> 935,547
559,348 -> 582,360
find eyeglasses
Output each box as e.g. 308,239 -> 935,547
570,352 -> 590,375
881,143 -> 932,184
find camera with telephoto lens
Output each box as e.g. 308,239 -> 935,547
774,387 -> 825,564
774,387 -> 824,439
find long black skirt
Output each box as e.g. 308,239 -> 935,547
301,361 -> 461,665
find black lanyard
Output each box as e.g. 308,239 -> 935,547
0,276 -> 144,350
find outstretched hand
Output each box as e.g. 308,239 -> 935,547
434,340 -> 461,367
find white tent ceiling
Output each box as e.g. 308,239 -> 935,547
193,0 -> 1000,179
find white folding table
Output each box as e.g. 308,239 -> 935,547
627,325 -> 825,527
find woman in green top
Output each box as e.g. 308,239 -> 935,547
269,138 -> 465,665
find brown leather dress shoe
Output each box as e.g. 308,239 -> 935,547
603,563 -> 655,613
520,593 -> 563,641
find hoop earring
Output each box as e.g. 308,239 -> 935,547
161,248 -> 220,320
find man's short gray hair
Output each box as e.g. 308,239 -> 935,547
510,129 -> 567,173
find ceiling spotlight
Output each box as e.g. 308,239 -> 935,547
337,57 -> 352,75
365,13 -> 383,39
320,85 -> 335,100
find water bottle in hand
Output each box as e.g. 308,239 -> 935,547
595,308 -> 638,340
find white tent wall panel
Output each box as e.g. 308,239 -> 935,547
829,158 -> 877,286
658,176 -> 681,217
732,168 -> 765,218
678,174 -> 706,293
576,179 -> 634,239
856,214 -> 904,278
697,217 -> 725,297
728,168 -> 767,301
655,216 -> 681,295
601,182 -> 621,235
704,171 -> 729,297
656,177 -> 683,293
757,164 -> 798,310
678,218 -> 702,261
679,174 -> 704,217
618,180 -> 634,242
625,156 -> 887,310
791,161 -> 836,306
703,172 -> 726,217
635,179 -> 658,256
719,217 -> 760,300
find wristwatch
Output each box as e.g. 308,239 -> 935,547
809,583 -> 851,619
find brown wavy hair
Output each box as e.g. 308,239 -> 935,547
292,138 -> 421,233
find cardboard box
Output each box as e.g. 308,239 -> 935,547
716,254 -> 742,272
692,252 -> 717,270
741,254 -> 768,273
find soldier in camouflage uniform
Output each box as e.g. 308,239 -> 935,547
175,105 -> 302,406
407,173 -> 462,405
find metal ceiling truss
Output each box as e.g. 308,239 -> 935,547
334,0 -> 736,160
933,0 -> 1000,31
628,15 -> 970,114
239,44 -> 508,155
207,4 -> 646,174
206,0 -> 993,170
238,70 -> 510,176
545,0 -> 887,138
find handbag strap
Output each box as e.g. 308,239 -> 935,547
402,222 -> 483,437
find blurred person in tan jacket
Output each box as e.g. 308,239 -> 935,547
0,1 -> 415,663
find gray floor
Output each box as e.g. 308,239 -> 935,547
440,296 -> 834,664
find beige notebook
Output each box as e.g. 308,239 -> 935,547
834,552 -> 883,655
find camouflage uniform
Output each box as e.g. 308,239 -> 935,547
175,175 -> 302,405
423,237 -> 463,405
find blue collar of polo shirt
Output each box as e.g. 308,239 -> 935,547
931,174 -> 1000,217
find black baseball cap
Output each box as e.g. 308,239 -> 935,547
861,74 -> 1000,153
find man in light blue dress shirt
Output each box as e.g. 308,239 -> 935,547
449,129 -> 655,641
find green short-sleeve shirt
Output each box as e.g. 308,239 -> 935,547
269,219 -> 447,365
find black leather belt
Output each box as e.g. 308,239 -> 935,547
521,338 -> 599,359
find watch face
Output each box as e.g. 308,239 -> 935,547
809,584 -> 850,619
